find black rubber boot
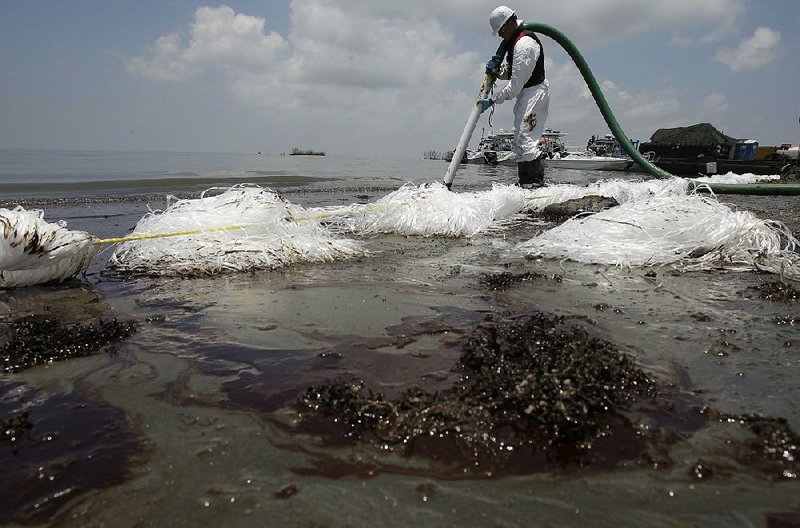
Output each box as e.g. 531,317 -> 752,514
517,159 -> 545,187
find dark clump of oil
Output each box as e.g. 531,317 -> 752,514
296,312 -> 673,475
774,316 -> 798,327
478,271 -> 562,291
0,381 -> 141,525
459,313 -> 655,441
766,511 -> 800,528
704,329 -> 741,358
699,405 -> 800,481
753,281 -> 799,303
1,411 -> 33,453
720,412 -> 799,481
0,316 -> 136,374
540,195 -> 619,223
274,484 -> 299,499
414,482 -> 437,501
688,460 -> 713,480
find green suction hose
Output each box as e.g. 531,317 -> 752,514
495,23 -> 800,196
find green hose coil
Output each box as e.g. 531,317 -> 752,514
494,23 -> 800,196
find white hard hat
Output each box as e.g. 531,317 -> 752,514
489,5 -> 515,35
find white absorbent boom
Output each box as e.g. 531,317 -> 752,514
0,207 -> 99,288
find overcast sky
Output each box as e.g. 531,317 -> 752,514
1,1 -> 798,158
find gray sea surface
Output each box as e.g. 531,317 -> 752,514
1,149 -> 799,527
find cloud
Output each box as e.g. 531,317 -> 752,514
284,0 -> 474,90
701,92 -> 729,114
533,0 -> 746,46
266,0 -> 487,141
126,5 -> 286,81
544,58 -> 684,144
277,0 -> 747,47
122,1 -> 754,156
208,1 -> 481,156
714,27 -> 782,72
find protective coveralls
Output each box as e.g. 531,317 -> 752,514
492,20 -> 550,185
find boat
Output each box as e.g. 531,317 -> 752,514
585,133 -> 638,157
638,123 -> 790,175
458,128 -> 563,166
456,129 -> 517,165
545,151 -> 641,171
651,158 -> 789,176
290,147 -> 325,156
544,130 -> 642,172
454,128 -> 642,172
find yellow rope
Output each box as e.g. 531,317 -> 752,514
93,205 -> 377,245
95,224 -> 245,245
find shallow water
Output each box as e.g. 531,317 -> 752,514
2,151 -> 799,526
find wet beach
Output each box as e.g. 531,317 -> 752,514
2,153 -> 800,527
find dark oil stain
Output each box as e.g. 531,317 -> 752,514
706,410 -> 800,482
690,312 -> 713,323
166,342 -> 339,414
0,381 -> 141,525
414,482 -> 437,501
273,484 -> 299,499
752,281 -> 799,303
540,196 -> 619,223
774,316 -> 798,327
1,408 -> 33,453
703,328 -> 741,358
688,460 -> 713,480
478,271 -> 562,291
292,311 -> 708,477
767,511 -> 800,528
141,304 -> 800,485
195,307 -> 490,417
1,316 -> 136,374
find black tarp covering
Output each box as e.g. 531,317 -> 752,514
648,123 -> 739,145
641,123 -> 740,159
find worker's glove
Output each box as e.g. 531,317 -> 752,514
485,56 -> 501,74
477,98 -> 494,114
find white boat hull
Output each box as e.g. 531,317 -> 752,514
459,148 -> 642,172
464,151 -> 517,165
545,156 -> 640,171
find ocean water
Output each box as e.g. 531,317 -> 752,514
0,149 -> 631,199
1,149 -> 800,527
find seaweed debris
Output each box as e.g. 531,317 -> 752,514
298,312 -> 660,473
1,316 -> 136,374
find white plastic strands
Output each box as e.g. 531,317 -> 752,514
109,186 -> 364,276
0,207 -> 99,288
517,173 -> 782,217
520,178 -> 692,214
338,182 -> 526,237
693,172 -> 781,184
2,177 -> 798,288
517,192 -> 800,280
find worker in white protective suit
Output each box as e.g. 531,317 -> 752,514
478,6 -> 550,187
